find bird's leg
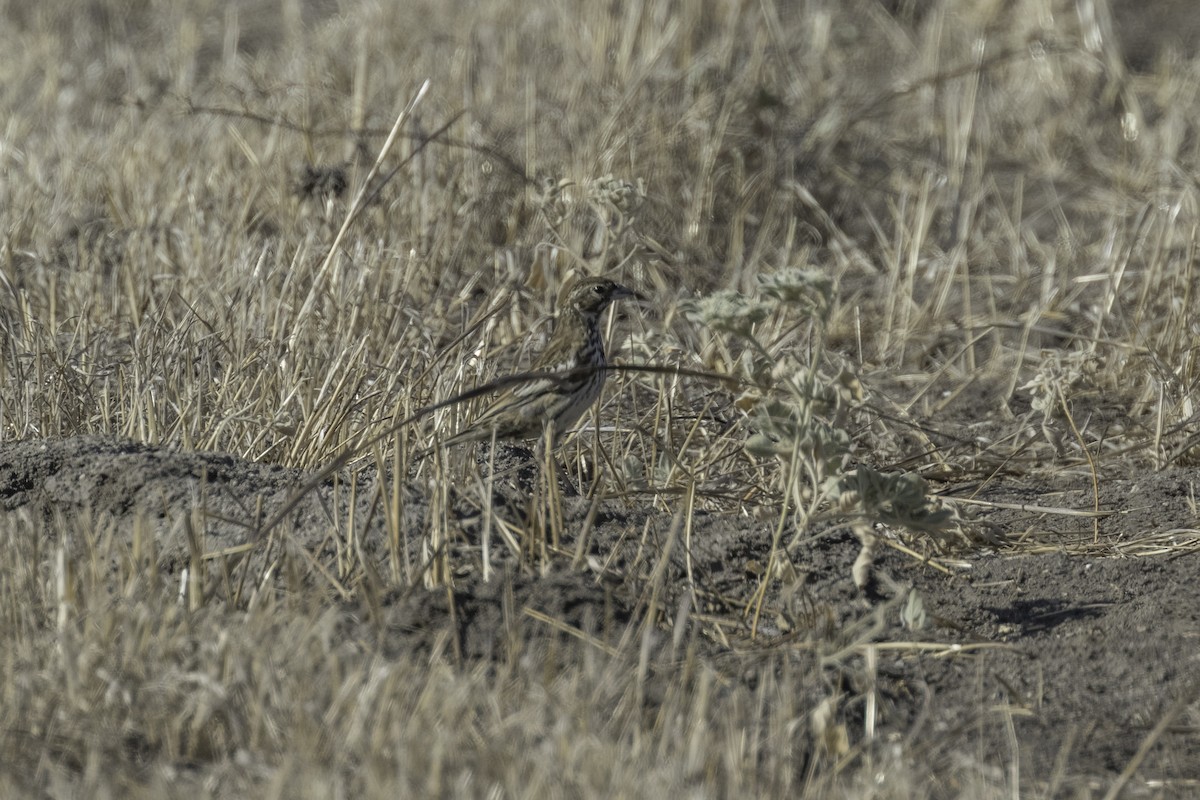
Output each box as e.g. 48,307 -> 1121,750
551,446 -> 580,498
525,421 -> 566,564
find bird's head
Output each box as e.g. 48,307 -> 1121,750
565,277 -> 640,317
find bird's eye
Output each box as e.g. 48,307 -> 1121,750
593,284 -> 605,294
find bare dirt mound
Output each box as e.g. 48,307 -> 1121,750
0,436 -> 369,567
1,435 -> 1197,790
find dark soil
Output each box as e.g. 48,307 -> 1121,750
1,435 -> 1197,792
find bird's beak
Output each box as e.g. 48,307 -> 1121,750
618,284 -> 646,302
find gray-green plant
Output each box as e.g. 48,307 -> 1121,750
685,267 -> 955,595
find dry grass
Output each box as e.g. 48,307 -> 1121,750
3,0 -> 1199,795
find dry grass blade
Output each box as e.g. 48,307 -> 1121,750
1104,678 -> 1200,800
293,79 -> 431,332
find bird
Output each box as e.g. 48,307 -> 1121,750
440,277 -> 640,452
